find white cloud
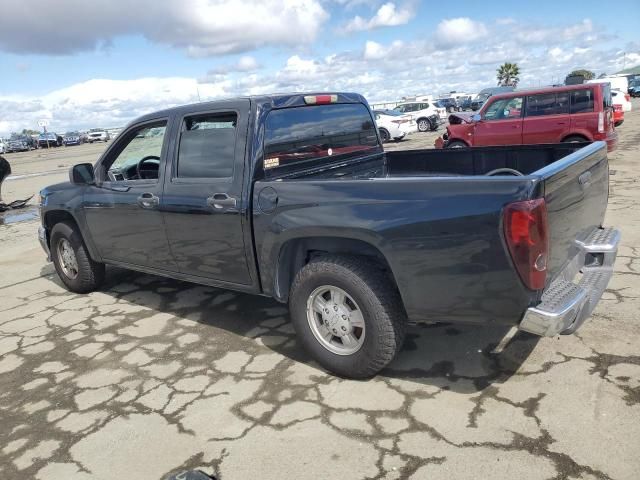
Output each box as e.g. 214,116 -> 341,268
435,17 -> 488,46
0,0 -> 328,56
1,18 -> 636,136
343,2 -> 415,32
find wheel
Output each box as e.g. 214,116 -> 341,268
417,118 -> 430,132
562,135 -> 588,143
614,120 -> 623,127
378,128 -> 390,143
446,140 -> 467,148
289,255 -> 406,378
50,221 -> 105,293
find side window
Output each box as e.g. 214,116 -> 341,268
422,103 -> 430,110
106,122 -> 167,182
176,113 -> 237,178
570,90 -> 594,114
526,94 -> 555,117
483,97 -> 523,121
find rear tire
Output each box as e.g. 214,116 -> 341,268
562,135 -> 588,143
289,255 -> 406,379
50,221 -> 105,293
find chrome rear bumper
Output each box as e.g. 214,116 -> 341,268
519,227 -> 620,337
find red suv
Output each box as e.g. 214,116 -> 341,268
435,84 -> 618,152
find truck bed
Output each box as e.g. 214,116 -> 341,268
270,143 -> 587,180
254,142 -> 609,326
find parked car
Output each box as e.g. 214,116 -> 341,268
63,131 -> 84,146
434,98 -> 460,113
611,89 -> 632,112
88,129 -> 110,143
471,86 -> 516,111
7,135 -> 37,152
629,78 -> 640,98
38,132 -> 63,148
436,83 -> 617,152
613,105 -> 624,127
393,101 -> 445,132
0,139 -> 7,154
38,92 -> 619,378
373,110 -> 415,142
457,95 -> 473,111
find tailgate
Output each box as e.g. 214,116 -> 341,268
537,142 -> 609,284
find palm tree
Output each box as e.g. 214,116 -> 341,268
496,62 -> 520,87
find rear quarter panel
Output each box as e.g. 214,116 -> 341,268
253,177 -> 541,326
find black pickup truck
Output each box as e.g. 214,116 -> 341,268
38,92 -> 620,378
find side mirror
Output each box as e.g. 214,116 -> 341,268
472,114 -> 482,122
70,163 -> 95,185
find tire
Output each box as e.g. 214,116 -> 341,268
614,120 -> 623,127
417,118 -> 430,132
379,128 -> 390,143
446,140 -> 467,149
562,135 -> 588,143
289,255 -> 406,378
50,221 -> 105,293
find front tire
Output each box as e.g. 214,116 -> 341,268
378,128 -> 390,143
417,118 -> 430,132
289,255 -> 406,378
50,221 -> 105,293
446,140 -> 467,148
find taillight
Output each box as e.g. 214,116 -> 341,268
503,198 -> 549,290
304,94 -> 338,105
598,112 -> 604,133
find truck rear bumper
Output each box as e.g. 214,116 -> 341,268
519,227 -> 620,337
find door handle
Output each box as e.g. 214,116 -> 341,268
137,192 -> 159,209
207,193 -> 237,210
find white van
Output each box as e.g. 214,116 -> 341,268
587,76 -> 629,94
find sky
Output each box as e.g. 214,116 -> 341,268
0,0 -> 639,135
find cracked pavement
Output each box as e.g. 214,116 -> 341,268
1,102 -> 639,480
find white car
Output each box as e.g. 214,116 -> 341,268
88,130 -> 110,143
0,139 -> 6,154
392,101 -> 446,132
611,89 -> 632,112
373,110 -> 416,142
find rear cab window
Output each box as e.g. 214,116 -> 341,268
263,103 -> 381,176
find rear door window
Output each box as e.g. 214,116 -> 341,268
176,113 -> 237,178
525,93 -> 570,116
570,90 -> 594,113
264,103 -> 380,172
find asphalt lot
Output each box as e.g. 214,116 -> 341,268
1,105 -> 639,480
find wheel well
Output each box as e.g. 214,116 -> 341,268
561,133 -> 589,142
275,237 -> 399,302
43,211 -> 78,244
447,139 -> 469,147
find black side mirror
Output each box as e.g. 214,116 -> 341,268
70,163 -> 95,185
